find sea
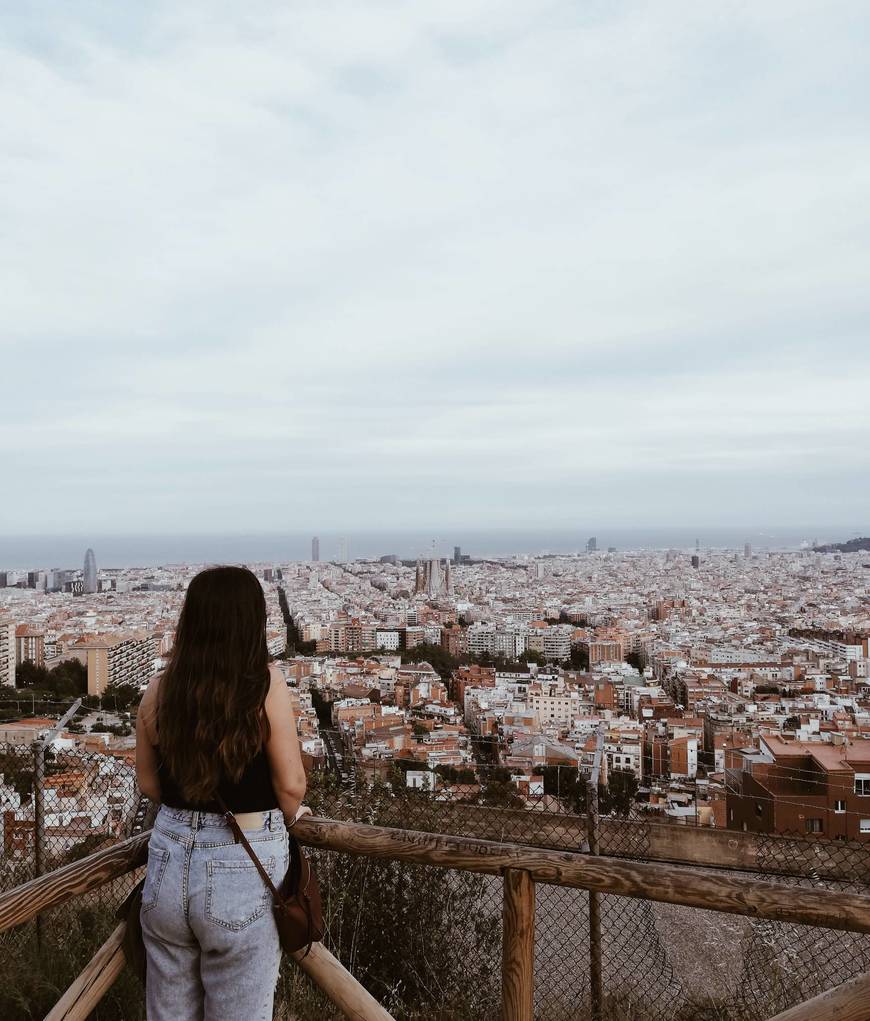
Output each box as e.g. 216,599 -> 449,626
0,527 -> 861,571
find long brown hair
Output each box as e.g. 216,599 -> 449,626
157,565 -> 271,803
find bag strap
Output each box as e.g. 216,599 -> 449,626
214,795 -> 281,902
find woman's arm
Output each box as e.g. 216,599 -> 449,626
135,677 -> 162,802
264,665 -> 308,823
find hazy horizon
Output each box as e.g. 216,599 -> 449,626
1,525 -> 865,570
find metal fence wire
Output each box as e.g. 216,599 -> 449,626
0,740 -> 147,918
737,828 -> 870,1018
4,747 -> 870,1020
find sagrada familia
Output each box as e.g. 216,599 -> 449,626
414,557 -> 453,597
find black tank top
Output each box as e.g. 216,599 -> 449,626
155,744 -> 279,813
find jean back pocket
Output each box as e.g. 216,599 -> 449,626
206,857 -> 275,931
141,845 -> 170,914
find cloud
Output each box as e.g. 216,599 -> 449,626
1,1 -> 869,534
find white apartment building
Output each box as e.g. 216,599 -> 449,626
466,622 -> 497,657
604,725 -> 644,779
375,629 -> 401,651
81,632 -> 157,696
0,618 -> 15,686
495,627 -> 527,659
528,681 -> 584,728
266,624 -> 287,657
543,625 -> 574,662
463,686 -> 513,730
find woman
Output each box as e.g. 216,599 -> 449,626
135,565 -> 309,1021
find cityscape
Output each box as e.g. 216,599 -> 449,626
3,535 -> 869,862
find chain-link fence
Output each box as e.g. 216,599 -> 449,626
3,747 -> 870,1020
0,738 -> 150,1020
737,829 -> 870,1018
0,740 -> 144,891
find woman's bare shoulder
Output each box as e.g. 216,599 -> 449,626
138,673 -> 163,742
267,662 -> 287,688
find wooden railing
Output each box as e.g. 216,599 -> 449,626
3,816 -> 870,1021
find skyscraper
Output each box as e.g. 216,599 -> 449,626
311,536 -> 320,562
744,542 -> 752,559
83,548 -> 97,594
454,546 -> 461,564
586,537 -> 598,553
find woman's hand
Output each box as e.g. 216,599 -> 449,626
288,804 -> 313,827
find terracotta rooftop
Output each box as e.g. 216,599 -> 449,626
763,735 -> 870,771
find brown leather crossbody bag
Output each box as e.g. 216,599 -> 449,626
216,797 -> 325,958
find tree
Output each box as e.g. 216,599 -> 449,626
401,642 -> 459,680
600,768 -> 639,817
625,650 -> 647,672
0,748 -> 34,799
104,680 -> 142,711
309,687 -> 333,729
533,765 -> 587,814
15,658 -> 86,697
477,771 -> 524,808
15,661 -> 49,689
569,645 -> 589,671
472,734 -> 499,764
434,764 -> 476,784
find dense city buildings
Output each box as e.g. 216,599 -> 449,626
1,541 -> 868,840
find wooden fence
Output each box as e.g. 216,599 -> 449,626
2,815 -> 870,1021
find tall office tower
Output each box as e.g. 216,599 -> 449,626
338,537 -> 349,563
311,536 -> 320,562
744,542 -> 752,559
586,537 -> 598,553
691,555 -> 700,569
83,548 -> 97,593
695,537 -> 700,553
454,546 -> 461,564
0,572 -> 7,587
0,618 -> 15,686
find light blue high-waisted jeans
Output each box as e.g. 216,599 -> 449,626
141,804 -> 289,1021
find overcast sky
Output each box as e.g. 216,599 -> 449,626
2,2 -> 868,535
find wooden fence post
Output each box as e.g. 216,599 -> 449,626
502,867 -> 535,1021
